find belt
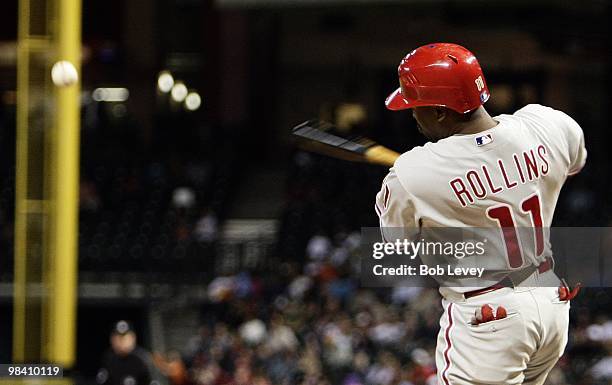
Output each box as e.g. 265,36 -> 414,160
464,257 -> 553,299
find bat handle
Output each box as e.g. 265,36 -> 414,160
364,145 -> 401,167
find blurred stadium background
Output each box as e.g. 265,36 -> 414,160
0,0 -> 610,384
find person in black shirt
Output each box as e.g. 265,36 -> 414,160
97,320 -> 156,385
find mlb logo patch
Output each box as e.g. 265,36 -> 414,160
476,134 -> 493,146
480,90 -> 489,103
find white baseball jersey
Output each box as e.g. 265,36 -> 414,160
376,104 -> 585,383
375,104 -> 587,289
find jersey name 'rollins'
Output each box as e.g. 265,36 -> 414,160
449,144 -> 549,207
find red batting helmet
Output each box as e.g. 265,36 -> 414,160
385,43 -> 490,114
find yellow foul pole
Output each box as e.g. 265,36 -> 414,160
14,0 -> 81,368
46,0 -> 81,366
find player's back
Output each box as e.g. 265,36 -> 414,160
376,104 -> 586,275
391,104 -> 586,229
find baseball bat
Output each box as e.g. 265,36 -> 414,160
292,119 -> 400,167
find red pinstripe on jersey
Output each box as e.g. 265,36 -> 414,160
383,184 -> 390,209
442,303 -> 454,385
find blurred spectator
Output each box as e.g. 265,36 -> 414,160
233,365 -> 254,385
239,318 -> 267,346
365,351 -> 401,385
194,208 -> 218,243
586,320 -> 612,342
192,362 -> 232,385
265,314 -> 299,354
172,187 -> 196,210
97,320 -> 156,385
208,276 -> 235,303
153,350 -> 188,385
306,234 -> 332,261
185,326 -> 211,363
590,354 -> 612,382
323,316 -> 353,365
288,275 -> 313,300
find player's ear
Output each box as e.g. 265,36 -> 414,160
435,107 -> 447,122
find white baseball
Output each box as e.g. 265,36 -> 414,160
51,60 -> 78,87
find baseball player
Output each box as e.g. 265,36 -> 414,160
376,43 -> 586,384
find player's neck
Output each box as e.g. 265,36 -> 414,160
452,107 -> 498,136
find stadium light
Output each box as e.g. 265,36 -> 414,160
92,88 -> 129,102
184,92 -> 201,111
170,82 -> 188,102
157,71 -> 174,93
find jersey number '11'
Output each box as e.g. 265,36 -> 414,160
486,194 -> 544,268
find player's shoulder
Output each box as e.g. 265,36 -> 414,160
388,145 -> 436,189
515,103 -> 555,115
513,103 -> 577,127
393,144 -> 433,172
